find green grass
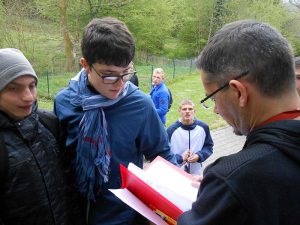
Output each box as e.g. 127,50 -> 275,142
37,71 -> 226,130
2,15 -> 65,74
134,64 -> 195,93
165,73 -> 226,129
37,72 -> 75,110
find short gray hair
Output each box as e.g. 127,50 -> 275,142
179,99 -> 195,109
197,20 -> 295,97
153,68 -> 165,77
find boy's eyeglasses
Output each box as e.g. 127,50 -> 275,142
200,71 -> 249,109
92,65 -> 136,84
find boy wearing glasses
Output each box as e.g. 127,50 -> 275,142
54,17 -> 176,225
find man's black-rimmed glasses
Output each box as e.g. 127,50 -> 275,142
200,71 -> 249,109
92,65 -> 137,84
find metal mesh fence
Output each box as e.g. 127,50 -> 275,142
37,55 -> 197,98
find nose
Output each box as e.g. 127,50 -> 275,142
113,77 -> 125,87
22,88 -> 36,101
213,105 -> 219,115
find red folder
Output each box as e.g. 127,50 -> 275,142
120,164 -> 182,224
119,156 -> 198,224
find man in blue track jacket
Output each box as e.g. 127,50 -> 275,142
150,68 -> 170,125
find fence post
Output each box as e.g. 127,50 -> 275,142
150,65 -> 154,91
172,58 -> 176,78
190,59 -> 193,74
46,69 -> 50,98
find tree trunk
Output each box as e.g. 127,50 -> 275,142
60,0 -> 74,72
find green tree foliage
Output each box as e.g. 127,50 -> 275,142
165,0 -> 297,58
288,0 -> 300,55
0,0 -> 42,59
223,0 -> 298,54
60,0 -> 75,71
0,0 -> 299,71
223,0 -> 290,29
169,0 -> 214,57
289,0 -> 300,8
0,2 -> 4,47
208,0 -> 226,40
122,0 -> 174,58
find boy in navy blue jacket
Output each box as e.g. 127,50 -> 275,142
54,17 -> 177,225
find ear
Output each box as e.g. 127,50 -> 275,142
80,58 -> 91,74
229,80 -> 248,107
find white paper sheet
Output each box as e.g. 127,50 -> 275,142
109,189 -> 168,225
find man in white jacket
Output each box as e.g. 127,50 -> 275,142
167,99 -> 214,175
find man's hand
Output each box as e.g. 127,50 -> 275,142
187,153 -> 199,163
182,149 -> 191,162
183,150 -> 200,163
191,175 -> 203,188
